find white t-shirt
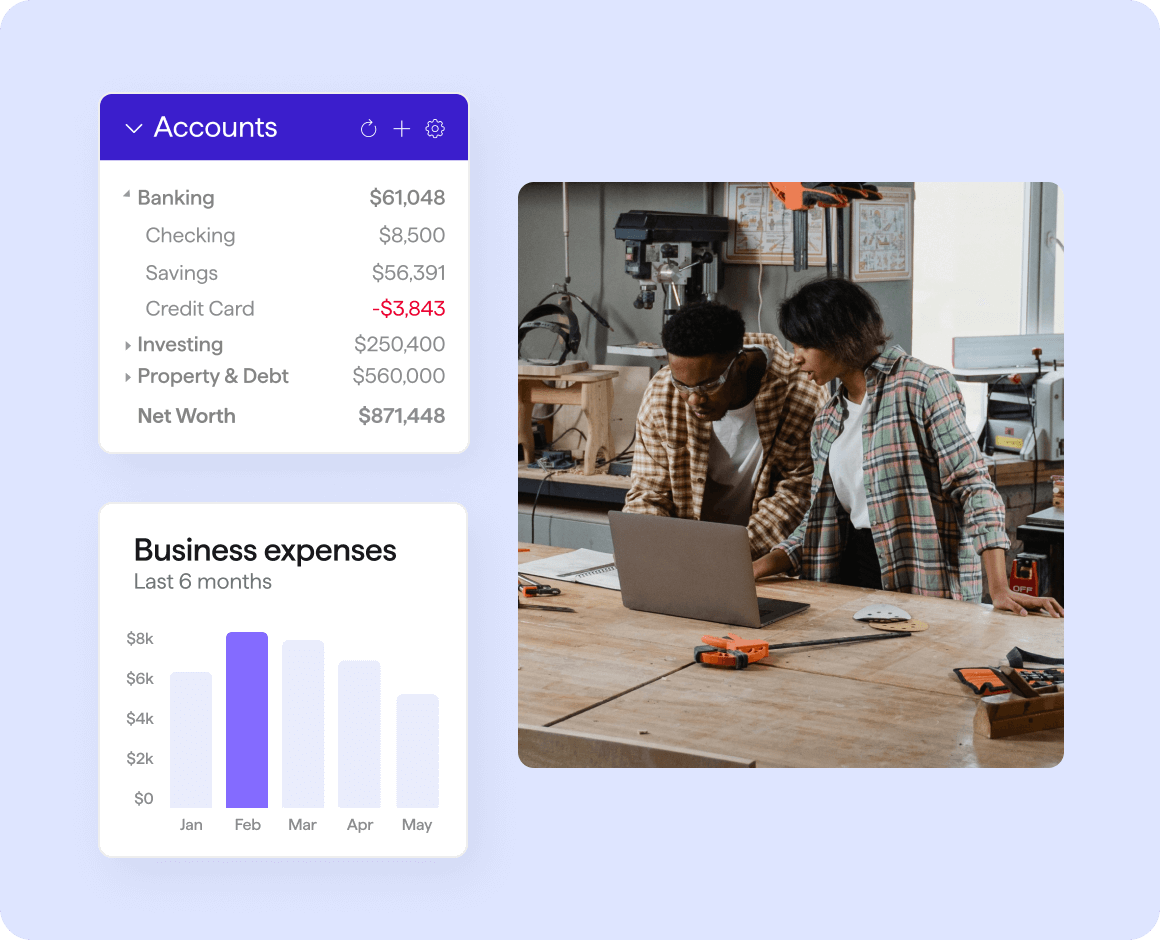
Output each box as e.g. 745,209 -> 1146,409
701,347 -> 771,528
828,392 -> 871,529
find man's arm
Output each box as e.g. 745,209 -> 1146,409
622,390 -> 675,517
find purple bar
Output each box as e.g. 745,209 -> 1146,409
226,632 -> 268,808
100,94 -> 468,161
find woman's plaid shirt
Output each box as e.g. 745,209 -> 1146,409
624,335 -> 827,558
775,346 -> 1010,602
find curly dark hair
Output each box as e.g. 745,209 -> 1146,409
777,278 -> 889,367
660,302 -> 745,358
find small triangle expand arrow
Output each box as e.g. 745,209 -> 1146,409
125,373 -> 131,382
125,341 -> 131,350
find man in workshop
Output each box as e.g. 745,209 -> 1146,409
624,301 -> 827,557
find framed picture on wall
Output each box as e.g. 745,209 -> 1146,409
851,186 -> 913,281
723,182 -> 830,265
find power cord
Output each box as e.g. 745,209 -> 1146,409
533,432 -> 636,543
549,427 -> 587,448
756,263 -> 764,332
595,430 -> 637,468
1021,383 -> 1039,513
529,469 -> 559,544
533,403 -> 563,420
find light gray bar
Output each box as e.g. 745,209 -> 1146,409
951,333 -> 1064,370
282,641 -> 324,808
170,672 -> 212,808
397,694 -> 439,809
338,661 -> 380,808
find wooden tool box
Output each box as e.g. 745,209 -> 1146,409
974,688 -> 1064,739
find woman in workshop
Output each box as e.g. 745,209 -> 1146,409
752,278 -> 1063,617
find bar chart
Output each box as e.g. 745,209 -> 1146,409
99,503 -> 467,858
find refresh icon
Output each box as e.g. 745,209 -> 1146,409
360,120 -> 377,138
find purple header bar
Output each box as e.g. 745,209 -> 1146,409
100,94 -> 467,160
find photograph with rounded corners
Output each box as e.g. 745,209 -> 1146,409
517,182 -> 1064,768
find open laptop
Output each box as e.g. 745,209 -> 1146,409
607,511 -> 809,629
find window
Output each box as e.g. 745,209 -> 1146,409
912,182 -> 1026,369
911,182 -> 1063,431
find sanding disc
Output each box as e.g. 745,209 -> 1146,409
854,603 -> 911,622
870,619 -> 928,633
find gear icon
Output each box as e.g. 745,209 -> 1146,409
425,118 -> 445,139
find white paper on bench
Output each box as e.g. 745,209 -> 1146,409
518,548 -> 621,591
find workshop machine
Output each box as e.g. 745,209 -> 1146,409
613,210 -> 730,325
951,333 -> 1064,460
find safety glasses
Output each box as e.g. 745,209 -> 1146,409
668,349 -> 741,396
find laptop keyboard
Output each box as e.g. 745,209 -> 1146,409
757,597 -> 808,626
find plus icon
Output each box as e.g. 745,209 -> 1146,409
394,121 -> 410,137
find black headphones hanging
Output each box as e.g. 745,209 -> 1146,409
518,302 -> 581,366
519,184 -> 614,367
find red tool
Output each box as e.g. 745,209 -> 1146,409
694,629 -> 912,670
518,573 -> 561,598
520,584 -> 561,597
1009,555 -> 1041,596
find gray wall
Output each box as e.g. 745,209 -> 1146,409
518,182 -> 914,371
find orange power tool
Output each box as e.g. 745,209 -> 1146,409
694,629 -> 912,670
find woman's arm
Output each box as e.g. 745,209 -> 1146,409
922,370 -> 1011,558
753,457 -> 819,580
753,548 -> 792,580
747,375 -> 827,556
982,548 -> 1064,617
922,370 -> 1062,614
753,399 -> 835,580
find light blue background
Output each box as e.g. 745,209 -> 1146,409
0,1 -> 1154,937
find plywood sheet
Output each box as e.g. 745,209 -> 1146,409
745,576 -> 1064,698
518,544 -> 1064,727
518,724 -> 755,768
551,664 -> 1062,768
518,593 -> 706,726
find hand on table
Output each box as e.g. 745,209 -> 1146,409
991,589 -> 1064,618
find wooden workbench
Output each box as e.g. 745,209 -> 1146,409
985,456 -> 1063,487
518,543 -> 1064,768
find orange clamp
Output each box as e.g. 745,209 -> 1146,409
694,633 -> 770,669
